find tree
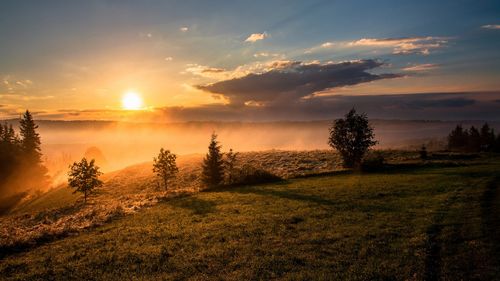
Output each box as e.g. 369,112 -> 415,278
201,133 -> 224,187
19,110 -> 49,190
447,125 -> 468,151
467,126 -> 481,152
153,148 -> 179,190
328,108 -> 377,168
480,123 -> 495,151
224,148 -> 239,184
68,158 -> 103,203
0,124 -> 20,189
19,110 -> 42,163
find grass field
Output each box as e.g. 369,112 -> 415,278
1,155 -> 499,280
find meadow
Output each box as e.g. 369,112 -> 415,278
0,151 -> 499,280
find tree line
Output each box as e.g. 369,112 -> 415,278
0,111 -> 49,197
447,123 -> 500,152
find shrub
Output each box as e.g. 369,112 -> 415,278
232,165 -> 282,185
360,152 -> 386,172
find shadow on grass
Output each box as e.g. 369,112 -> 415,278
0,192 -> 27,215
170,195 -> 217,215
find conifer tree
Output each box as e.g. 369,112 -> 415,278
201,133 -> 224,187
19,110 -> 42,163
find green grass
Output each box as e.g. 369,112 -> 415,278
10,187 -> 79,215
1,159 -> 499,280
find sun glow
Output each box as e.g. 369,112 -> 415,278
122,91 -> 143,110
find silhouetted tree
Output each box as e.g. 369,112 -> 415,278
19,111 -> 42,162
419,144 -> 428,160
467,126 -> 481,152
68,158 -> 103,203
447,125 -> 468,151
18,110 -> 49,189
0,124 -> 20,190
224,148 -> 239,184
328,108 -> 377,168
153,148 -> 179,191
201,133 -> 224,187
480,123 -> 496,151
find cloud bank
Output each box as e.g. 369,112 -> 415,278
197,59 -> 402,105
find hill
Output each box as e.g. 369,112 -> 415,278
0,152 -> 499,279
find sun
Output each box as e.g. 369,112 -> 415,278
122,91 -> 143,110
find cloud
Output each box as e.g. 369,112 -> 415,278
481,24 -> 500,30
402,63 -> 439,72
245,32 -> 268,42
321,42 -> 334,48
348,37 -> 449,55
149,92 -> 500,122
164,57 -> 173,61
253,52 -> 282,58
180,27 -> 189,32
1,75 -> 34,93
196,59 -> 402,105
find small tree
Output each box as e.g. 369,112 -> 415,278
447,125 -> 468,151
201,133 -> 224,187
68,158 -> 103,203
419,144 -> 428,160
153,148 -> 179,191
328,108 -> 377,168
480,123 -> 495,151
224,148 -> 239,185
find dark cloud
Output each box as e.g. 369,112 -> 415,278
155,92 -> 500,122
401,98 -> 476,109
197,59 -> 401,105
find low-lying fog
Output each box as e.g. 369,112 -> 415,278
32,119 -> 498,176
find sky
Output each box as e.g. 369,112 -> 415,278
1,0 -> 500,121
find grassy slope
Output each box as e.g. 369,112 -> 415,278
1,160 -> 499,280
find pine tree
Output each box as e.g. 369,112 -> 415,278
19,110 -> 42,163
480,123 -> 495,151
201,133 -> 224,187
224,148 -> 239,184
447,125 -> 468,151
18,110 -> 49,190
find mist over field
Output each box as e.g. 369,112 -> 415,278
0,119 -> 491,180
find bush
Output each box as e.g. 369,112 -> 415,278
360,152 -> 386,172
232,165 -> 282,186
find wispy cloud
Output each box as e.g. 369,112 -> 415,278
402,63 -> 439,72
245,32 -> 268,42
253,52 -> 283,58
1,75 -> 34,93
348,37 -> 449,55
180,26 -> 189,32
481,24 -> 500,30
